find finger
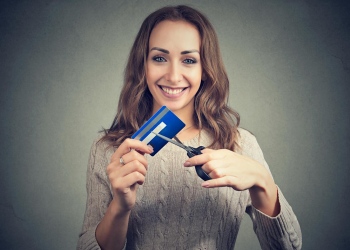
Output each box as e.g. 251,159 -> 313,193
111,138 -> 153,162
108,160 -> 147,179
106,160 -> 121,175
123,171 -> 146,186
183,149 -> 225,167
183,153 -> 210,167
108,162 -> 147,193
110,171 -> 146,191
116,138 -> 153,155
201,176 -> 239,189
121,150 -> 149,169
121,160 -> 148,176
203,161 -> 230,178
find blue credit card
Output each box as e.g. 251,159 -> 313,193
131,106 -> 185,156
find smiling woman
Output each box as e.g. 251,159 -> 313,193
77,5 -> 302,250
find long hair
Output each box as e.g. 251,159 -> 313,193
102,5 -> 240,151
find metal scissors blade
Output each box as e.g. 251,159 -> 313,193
152,132 -> 189,151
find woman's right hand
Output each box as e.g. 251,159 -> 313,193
106,138 -> 153,214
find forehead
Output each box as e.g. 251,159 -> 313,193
149,20 -> 201,49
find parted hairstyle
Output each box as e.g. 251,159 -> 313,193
102,5 -> 240,151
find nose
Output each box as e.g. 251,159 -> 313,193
165,63 -> 183,84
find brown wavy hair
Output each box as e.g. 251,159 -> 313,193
102,5 -> 240,151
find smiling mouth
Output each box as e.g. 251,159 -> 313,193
159,86 -> 187,95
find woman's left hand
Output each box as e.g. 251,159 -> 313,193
184,148 -> 280,216
184,148 -> 270,190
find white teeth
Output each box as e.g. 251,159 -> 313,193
161,86 -> 184,95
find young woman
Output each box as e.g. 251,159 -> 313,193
77,5 -> 301,250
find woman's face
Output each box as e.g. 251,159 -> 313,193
146,20 -> 202,117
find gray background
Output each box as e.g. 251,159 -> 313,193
1,0 -> 349,249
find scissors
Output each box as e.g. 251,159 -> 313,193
152,132 -> 211,181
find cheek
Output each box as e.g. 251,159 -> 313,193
189,69 -> 202,86
146,65 -> 160,83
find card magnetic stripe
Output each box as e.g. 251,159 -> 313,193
132,106 -> 169,140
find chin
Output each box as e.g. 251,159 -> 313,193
152,97 -> 194,113
166,102 -> 193,114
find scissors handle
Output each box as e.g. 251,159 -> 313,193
187,146 -> 211,181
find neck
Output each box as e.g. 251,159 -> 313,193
173,108 -> 197,141
175,124 -> 199,142
172,106 -> 195,128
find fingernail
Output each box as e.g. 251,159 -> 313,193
184,161 -> 191,167
148,145 -> 154,152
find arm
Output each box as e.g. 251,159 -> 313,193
184,129 -> 302,249
77,137 -> 153,250
248,161 -> 280,217
244,132 -> 302,249
246,186 -> 302,250
96,139 -> 152,250
77,136 -> 113,250
95,201 -> 130,250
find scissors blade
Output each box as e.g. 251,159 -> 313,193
152,132 -> 188,150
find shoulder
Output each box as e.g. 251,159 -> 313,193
89,133 -> 115,163
237,127 -> 258,150
236,127 -> 266,163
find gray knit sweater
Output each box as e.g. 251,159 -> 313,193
77,128 -> 302,249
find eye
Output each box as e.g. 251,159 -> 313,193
152,56 -> 166,62
183,58 -> 197,64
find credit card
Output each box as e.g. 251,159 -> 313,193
131,106 -> 185,156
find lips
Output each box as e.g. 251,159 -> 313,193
159,86 -> 187,95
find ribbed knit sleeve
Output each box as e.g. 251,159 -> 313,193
239,129 -> 302,250
76,136 -> 127,250
77,136 -> 105,250
248,187 -> 302,250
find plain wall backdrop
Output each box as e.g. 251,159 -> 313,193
1,0 -> 349,249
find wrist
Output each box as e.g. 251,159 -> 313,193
96,199 -> 130,250
110,199 -> 132,218
249,165 -> 279,216
253,164 -> 272,191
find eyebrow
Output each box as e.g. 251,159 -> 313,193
181,50 -> 199,55
150,47 -> 199,54
150,47 -> 169,54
